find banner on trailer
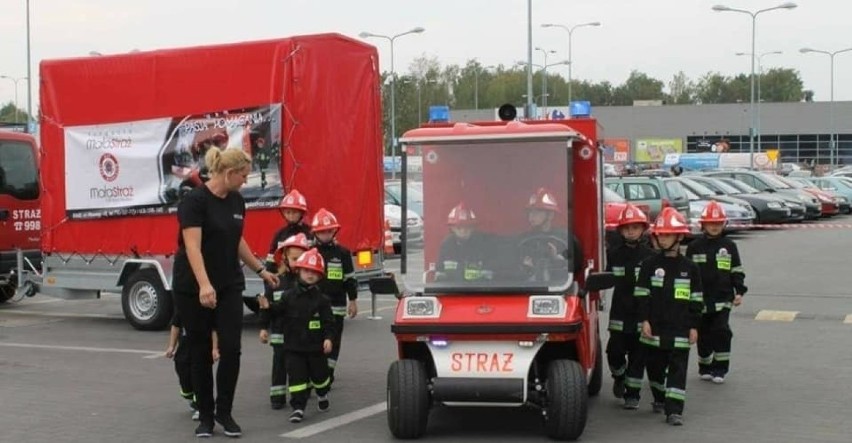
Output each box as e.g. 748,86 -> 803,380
63,104 -> 283,220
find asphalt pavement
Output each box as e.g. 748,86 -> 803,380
1,216 -> 851,442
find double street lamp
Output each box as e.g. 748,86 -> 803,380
0,75 -> 28,124
735,50 -> 782,151
516,59 -> 570,118
541,21 -> 601,106
800,46 -> 852,168
712,2 -> 797,168
358,27 -> 425,179
534,47 -> 557,115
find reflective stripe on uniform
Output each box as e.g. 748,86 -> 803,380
731,266 -> 745,274
715,302 -> 732,311
691,254 -> 707,263
289,383 -> 309,393
312,377 -> 331,390
608,319 -> 624,332
634,287 -> 650,297
640,335 -> 660,347
674,337 -> 691,349
613,266 -> 626,277
180,389 -> 194,400
650,381 -> 666,392
697,354 -> 714,365
269,333 -> 284,344
332,306 -> 347,316
714,352 -> 731,362
690,291 -> 704,303
327,358 -> 337,369
270,385 -> 287,396
666,387 -> 686,401
610,364 -> 627,377
625,377 -> 643,389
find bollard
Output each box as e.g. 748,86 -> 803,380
367,291 -> 382,320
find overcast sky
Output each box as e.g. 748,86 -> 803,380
1,0 -> 851,114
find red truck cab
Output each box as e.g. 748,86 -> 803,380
0,131 -> 41,303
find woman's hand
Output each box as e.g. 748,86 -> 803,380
260,269 -> 280,287
323,339 -> 333,355
199,284 -> 217,309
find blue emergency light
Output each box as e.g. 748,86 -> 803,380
429,106 -> 450,123
569,101 -> 592,118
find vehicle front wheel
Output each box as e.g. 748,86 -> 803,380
387,359 -> 430,439
121,268 -> 173,331
544,359 -> 588,441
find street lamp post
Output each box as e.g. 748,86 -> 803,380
526,0 -> 533,119
801,46 -> 852,168
26,0 -> 32,133
712,2 -> 797,168
535,47 -> 556,117
736,51 -> 782,151
0,76 -> 27,124
516,60 -> 570,114
416,77 -> 437,124
541,21 -> 601,107
473,64 -> 496,110
359,27 -> 425,179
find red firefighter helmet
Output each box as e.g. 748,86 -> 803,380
311,208 -> 340,233
699,200 -> 727,223
527,187 -> 560,212
617,203 -> 650,229
293,248 -> 325,274
279,189 -> 308,212
447,202 -> 477,226
273,233 -> 312,267
652,207 -> 690,235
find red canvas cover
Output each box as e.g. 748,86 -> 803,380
39,33 -> 383,256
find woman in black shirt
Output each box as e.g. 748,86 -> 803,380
172,146 -> 279,438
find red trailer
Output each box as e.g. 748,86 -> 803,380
15,33 -> 386,330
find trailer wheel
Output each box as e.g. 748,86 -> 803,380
122,269 -> 173,331
587,337 -> 603,397
387,359 -> 430,439
544,359 -> 588,441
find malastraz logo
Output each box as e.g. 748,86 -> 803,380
85,128 -> 133,150
99,153 -> 120,182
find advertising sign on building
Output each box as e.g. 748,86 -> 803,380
601,138 -> 631,163
635,138 -> 683,163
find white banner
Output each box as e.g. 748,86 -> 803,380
64,118 -> 172,211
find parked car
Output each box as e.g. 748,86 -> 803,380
688,176 -> 793,224
605,176 -> 690,220
670,176 -> 753,210
703,170 -> 821,220
384,202 -> 423,254
807,176 -> 852,214
385,179 -> 423,216
685,197 -> 755,235
782,176 -> 846,216
603,187 -> 651,249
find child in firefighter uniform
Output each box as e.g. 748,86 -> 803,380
311,208 -> 358,385
685,201 -> 747,384
257,233 -> 311,409
634,207 -> 703,426
264,189 -> 312,271
258,248 -> 335,423
436,202 -> 495,282
605,204 -> 655,409
164,313 -> 219,421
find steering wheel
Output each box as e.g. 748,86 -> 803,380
517,234 -> 570,281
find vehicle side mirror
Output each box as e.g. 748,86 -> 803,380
584,272 -> 616,292
369,276 -> 401,299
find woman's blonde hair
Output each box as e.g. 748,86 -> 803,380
204,147 -> 252,176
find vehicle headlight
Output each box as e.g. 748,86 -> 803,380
767,202 -> 782,209
403,297 -> 441,318
388,218 -> 401,228
836,196 -> 848,203
529,296 -> 565,317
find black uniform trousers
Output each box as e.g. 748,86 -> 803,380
606,331 -> 646,400
173,334 -> 195,404
327,314 -> 345,379
270,343 -> 287,404
286,351 -> 331,410
697,310 -> 733,376
645,346 -> 689,416
173,287 -> 243,422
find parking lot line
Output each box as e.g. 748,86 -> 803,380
754,310 -> 799,322
279,401 -> 386,439
0,341 -> 161,358
0,309 -> 123,320
844,314 -> 852,324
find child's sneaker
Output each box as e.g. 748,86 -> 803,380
699,373 -> 714,381
666,414 -> 684,426
271,401 -> 285,410
317,396 -> 330,412
651,402 -> 665,414
712,375 -> 725,384
612,378 -> 625,398
289,409 -> 304,423
622,398 -> 639,410
192,410 -> 200,421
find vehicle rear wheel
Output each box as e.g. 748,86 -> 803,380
544,359 -> 588,441
587,338 -> 603,397
387,359 -> 430,439
121,268 -> 173,331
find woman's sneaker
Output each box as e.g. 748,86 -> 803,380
289,409 -> 304,423
214,415 -> 242,438
318,396 -> 330,412
195,420 -> 214,438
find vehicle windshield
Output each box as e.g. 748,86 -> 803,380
760,173 -> 792,189
402,138 -> 574,294
719,178 -> 760,194
386,181 -> 424,216
603,186 -> 625,203
0,140 -> 39,200
679,178 -> 716,198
